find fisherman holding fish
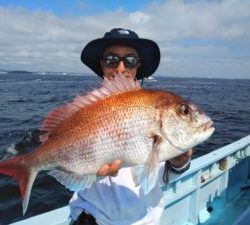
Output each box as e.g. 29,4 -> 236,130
69,28 -> 194,225
0,28 -> 214,225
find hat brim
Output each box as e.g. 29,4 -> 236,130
81,38 -> 160,80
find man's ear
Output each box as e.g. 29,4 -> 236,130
100,60 -> 103,67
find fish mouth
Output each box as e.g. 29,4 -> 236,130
202,121 -> 214,131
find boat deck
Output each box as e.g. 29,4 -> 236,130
203,186 -> 250,225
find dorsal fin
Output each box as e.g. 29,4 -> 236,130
39,75 -> 141,143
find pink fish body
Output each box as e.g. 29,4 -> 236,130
0,76 -> 214,214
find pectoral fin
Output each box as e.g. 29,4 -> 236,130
131,134 -> 163,194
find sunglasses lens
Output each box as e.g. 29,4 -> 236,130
102,56 -> 119,68
124,56 -> 140,69
102,55 -> 140,69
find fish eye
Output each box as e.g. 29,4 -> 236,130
180,104 -> 191,116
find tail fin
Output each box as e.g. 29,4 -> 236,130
0,155 -> 38,214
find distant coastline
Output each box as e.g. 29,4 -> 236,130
0,69 -> 89,76
0,69 -> 249,80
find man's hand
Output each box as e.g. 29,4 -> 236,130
97,160 -> 122,177
169,149 -> 193,168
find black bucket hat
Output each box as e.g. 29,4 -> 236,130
81,28 -> 160,80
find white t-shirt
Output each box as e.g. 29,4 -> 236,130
69,163 -> 168,225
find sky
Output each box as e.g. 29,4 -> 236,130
0,0 -> 250,79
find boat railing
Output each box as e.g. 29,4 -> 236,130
160,134 -> 250,225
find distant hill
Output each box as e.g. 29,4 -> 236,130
8,70 -> 34,74
0,69 -> 89,76
0,69 -> 34,74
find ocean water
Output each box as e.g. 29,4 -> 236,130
0,73 -> 249,224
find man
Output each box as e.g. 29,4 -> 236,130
70,28 -> 192,225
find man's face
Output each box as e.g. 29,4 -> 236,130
101,45 -> 140,80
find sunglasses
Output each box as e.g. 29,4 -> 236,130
102,55 -> 140,69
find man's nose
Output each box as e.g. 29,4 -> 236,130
116,61 -> 126,74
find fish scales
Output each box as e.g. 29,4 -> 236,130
34,89 -> 162,174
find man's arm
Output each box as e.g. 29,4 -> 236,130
162,149 -> 193,184
168,149 -> 193,173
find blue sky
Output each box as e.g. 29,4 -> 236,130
0,0 -> 250,79
0,0 -> 153,15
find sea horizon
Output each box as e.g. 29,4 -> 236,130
0,69 -> 249,80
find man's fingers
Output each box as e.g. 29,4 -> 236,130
97,165 -> 110,176
97,160 -> 122,177
109,160 -> 122,177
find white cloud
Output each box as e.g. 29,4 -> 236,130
141,0 -> 250,41
0,0 -> 250,78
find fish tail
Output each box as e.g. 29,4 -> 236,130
0,155 -> 38,214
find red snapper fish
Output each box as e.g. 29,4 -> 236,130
0,76 -> 214,214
